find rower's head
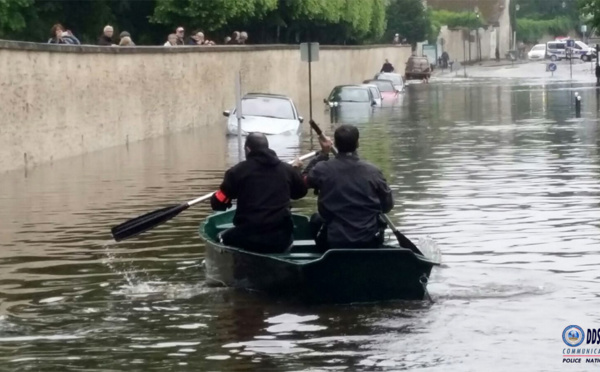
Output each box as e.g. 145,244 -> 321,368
334,125 -> 359,153
244,132 -> 269,156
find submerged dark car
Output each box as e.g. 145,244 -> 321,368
325,85 -> 376,106
324,85 -> 376,124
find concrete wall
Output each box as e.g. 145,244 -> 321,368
0,41 -> 411,173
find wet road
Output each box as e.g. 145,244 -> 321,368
1,76 -> 599,371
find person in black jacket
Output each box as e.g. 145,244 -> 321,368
380,59 -> 395,73
211,133 -> 308,253
98,25 -> 114,46
300,123 -> 394,251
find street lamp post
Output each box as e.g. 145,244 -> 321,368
474,7 -> 481,62
515,4 -> 520,57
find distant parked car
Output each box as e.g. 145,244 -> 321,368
527,44 -> 546,60
362,79 -> 398,102
324,85 -> 376,107
361,84 -> 382,107
374,72 -> 405,92
405,56 -> 431,80
223,93 -> 302,135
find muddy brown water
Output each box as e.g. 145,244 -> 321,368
1,77 -> 599,371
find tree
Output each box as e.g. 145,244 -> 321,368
0,0 -> 34,37
151,0 -> 278,33
579,0 -> 600,34
385,0 -> 431,45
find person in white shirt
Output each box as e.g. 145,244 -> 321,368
164,34 -> 178,46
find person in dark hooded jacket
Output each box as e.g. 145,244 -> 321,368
210,133 -> 308,253
301,122 -> 394,252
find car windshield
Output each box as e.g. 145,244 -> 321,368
369,80 -> 394,92
329,87 -> 370,102
240,97 -> 295,119
532,45 -> 545,51
378,74 -> 402,85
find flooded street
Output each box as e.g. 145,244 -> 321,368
1,75 -> 599,371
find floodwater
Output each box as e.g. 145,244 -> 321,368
1,75 -> 600,371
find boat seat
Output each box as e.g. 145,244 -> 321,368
272,252 -> 322,261
293,239 -> 316,247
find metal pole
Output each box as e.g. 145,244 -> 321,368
235,71 -> 243,162
308,42 -> 313,121
596,44 -> 600,86
463,38 -> 467,77
570,48 -> 573,80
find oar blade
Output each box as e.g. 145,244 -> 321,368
393,230 -> 424,256
111,203 -> 189,242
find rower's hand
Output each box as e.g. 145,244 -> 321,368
319,135 -> 333,155
292,156 -> 303,169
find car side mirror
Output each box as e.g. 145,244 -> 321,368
372,100 -> 377,106
223,110 -> 230,117
396,89 -> 401,93
298,116 -> 304,123
323,98 -> 328,104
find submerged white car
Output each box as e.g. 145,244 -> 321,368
374,72 -> 405,92
223,93 -> 303,136
528,44 -> 546,60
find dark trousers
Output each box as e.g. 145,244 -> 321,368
309,213 -> 384,252
220,223 -> 293,254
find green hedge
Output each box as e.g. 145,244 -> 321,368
431,10 -> 484,30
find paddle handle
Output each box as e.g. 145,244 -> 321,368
187,151 -> 318,207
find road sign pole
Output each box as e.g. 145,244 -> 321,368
566,41 -> 574,80
592,44 -> 600,85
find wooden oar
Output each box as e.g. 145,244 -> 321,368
307,120 -> 424,256
111,151 -> 318,242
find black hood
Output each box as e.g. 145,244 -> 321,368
247,148 -> 281,166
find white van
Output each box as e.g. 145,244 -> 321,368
572,41 -> 595,61
546,41 -> 567,61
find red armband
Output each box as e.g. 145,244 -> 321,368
215,190 -> 230,203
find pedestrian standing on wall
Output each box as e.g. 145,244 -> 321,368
48,24 -> 79,44
164,34 -> 178,46
175,27 -> 185,45
98,25 -> 115,46
227,31 -> 240,44
239,31 -> 248,44
120,37 -> 134,46
119,31 -> 135,46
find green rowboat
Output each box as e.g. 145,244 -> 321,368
200,210 -> 441,303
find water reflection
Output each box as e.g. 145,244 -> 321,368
0,79 -> 599,371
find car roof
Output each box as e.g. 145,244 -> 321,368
361,83 -> 379,89
334,85 -> 366,88
378,72 -> 402,77
364,79 -> 394,84
244,93 -> 291,100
